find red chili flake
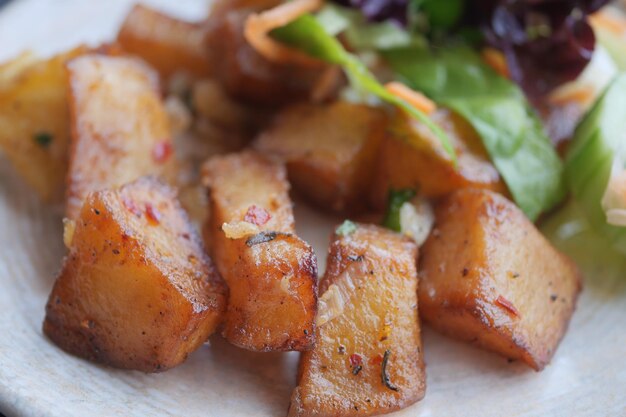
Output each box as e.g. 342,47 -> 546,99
349,353 -> 362,367
145,203 -> 162,225
122,196 -> 142,217
349,353 -> 363,375
244,205 -> 271,226
152,140 -> 173,164
495,295 -> 520,318
369,354 -> 383,366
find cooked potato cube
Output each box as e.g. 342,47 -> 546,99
370,109 -> 507,210
254,102 -> 387,213
0,47 -> 86,201
419,189 -> 582,370
117,4 -> 211,79
66,54 -> 176,219
289,223 -> 425,417
192,78 -> 268,133
202,150 -> 317,351
44,177 -> 227,372
205,2 -> 322,105
210,0 -> 283,14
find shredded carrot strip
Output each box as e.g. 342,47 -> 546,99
244,0 -> 324,67
481,47 -> 510,79
548,85 -> 595,106
385,82 -> 437,115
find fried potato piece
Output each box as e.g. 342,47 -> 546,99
205,1 -> 322,105
419,189 -> 582,370
117,4 -> 211,79
210,0 -> 283,14
289,224 -> 425,417
370,109 -> 507,210
254,102 -> 387,213
202,150 -> 317,351
0,47 -> 86,201
66,54 -> 176,219
44,177 -> 227,372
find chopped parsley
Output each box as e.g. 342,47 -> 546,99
382,189 -> 416,232
381,349 -> 399,391
245,231 -> 278,247
33,132 -> 53,148
336,220 -> 357,237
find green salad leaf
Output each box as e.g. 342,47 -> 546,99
271,14 -> 455,159
382,189 -> 416,231
542,200 -> 626,282
318,4 -> 423,50
383,46 -> 566,220
565,73 -> 626,254
315,3 -> 352,35
345,20 -> 423,51
409,0 -> 466,32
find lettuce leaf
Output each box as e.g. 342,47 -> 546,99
541,200 -> 626,282
383,46 -> 566,220
565,73 -> 626,254
272,14 -> 455,160
317,4 -> 425,50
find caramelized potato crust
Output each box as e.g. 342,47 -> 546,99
290,224 -> 425,417
0,47 -> 86,201
202,150 -> 317,351
254,102 -> 387,213
370,109 -> 507,210
205,1 -> 322,105
419,189 -> 582,370
65,54 -> 176,219
44,177 -> 227,372
117,4 -> 211,79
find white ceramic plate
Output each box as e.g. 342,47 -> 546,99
0,1 -> 625,416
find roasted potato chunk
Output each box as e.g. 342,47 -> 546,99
44,177 -> 227,372
419,189 -> 582,370
289,223 -> 425,417
205,1 -> 322,105
202,150 -> 317,351
370,109 -> 507,210
254,102 -> 387,213
66,54 -> 176,219
0,47 -> 85,201
117,4 -> 211,79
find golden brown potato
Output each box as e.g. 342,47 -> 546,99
117,4 -> 211,79
66,54 -> 176,219
192,78 -> 269,133
205,1 -> 323,105
419,188 -> 582,370
0,47 -> 86,201
254,102 -> 387,213
44,177 -> 227,372
370,109 -> 507,210
210,0 -> 283,14
202,150 -> 317,351
289,223 -> 425,417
